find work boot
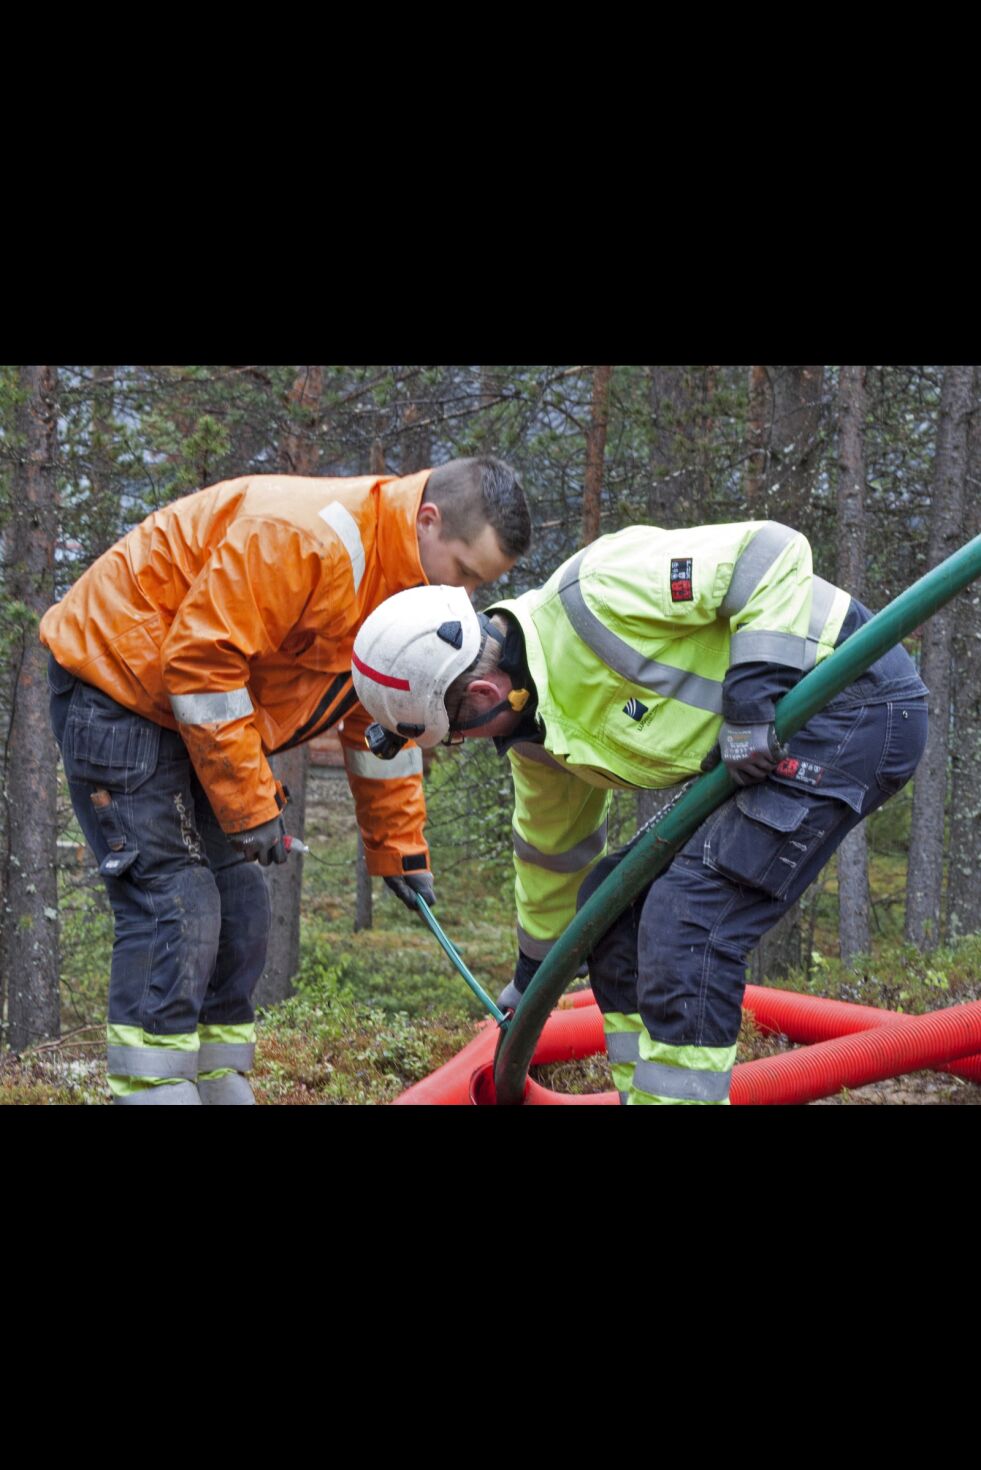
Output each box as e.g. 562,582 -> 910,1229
197,1072 -> 256,1105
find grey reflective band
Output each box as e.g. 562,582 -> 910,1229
606,1032 -> 641,1064
510,741 -> 569,773
170,688 -> 253,724
802,577 -> 839,669
719,523 -> 798,619
344,746 -> 423,780
729,629 -> 808,669
619,1091 -> 630,1105
809,577 -> 838,638
559,552 -> 724,715
107,1046 -> 199,1080
318,502 -> 366,593
512,821 -> 607,874
115,1081 -> 201,1105
197,1042 -> 256,1073
633,1060 -> 732,1103
516,925 -> 555,961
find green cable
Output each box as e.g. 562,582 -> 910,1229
415,896 -> 510,1028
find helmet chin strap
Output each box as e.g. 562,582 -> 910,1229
450,614 -> 531,734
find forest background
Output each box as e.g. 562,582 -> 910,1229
1,364 -> 979,1104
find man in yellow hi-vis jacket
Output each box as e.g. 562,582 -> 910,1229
351,521 -> 929,1105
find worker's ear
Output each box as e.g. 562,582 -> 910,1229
416,501 -> 442,531
466,678 -> 503,714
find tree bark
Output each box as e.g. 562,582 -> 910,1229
255,367 -> 322,1003
351,436 -> 391,933
2,366 -> 61,1049
646,367 -> 718,526
835,365 -> 871,961
89,365 -> 118,559
744,365 -> 769,509
581,366 -> 613,545
905,364 -> 973,948
744,366 -> 825,525
946,366 -> 981,941
253,744 -> 309,1007
750,367 -> 826,982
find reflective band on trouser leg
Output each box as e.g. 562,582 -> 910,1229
117,1083 -> 201,1105
197,1023 -> 257,1078
170,688 -> 254,724
627,1034 -> 736,1106
106,1024 -> 200,1102
197,1022 -> 257,1105
512,821 -> 607,874
515,925 -> 555,962
604,1013 -> 644,1105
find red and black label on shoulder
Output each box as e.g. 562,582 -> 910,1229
670,558 -> 693,602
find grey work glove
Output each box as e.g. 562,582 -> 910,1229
384,872 -> 436,911
230,814 -> 288,866
497,950 -> 542,1012
718,720 -> 788,786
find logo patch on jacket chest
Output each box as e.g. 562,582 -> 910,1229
670,559 -> 693,601
623,698 -> 649,722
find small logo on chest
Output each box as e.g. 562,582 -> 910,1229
623,698 -> 649,722
670,558 -> 693,602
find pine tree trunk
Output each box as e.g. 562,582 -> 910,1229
89,365 -> 118,558
2,366 -> 61,1050
946,367 -> 981,941
744,365 -> 769,509
905,365 -> 973,948
255,367 -> 322,1003
351,436 -> 391,933
836,365 -> 871,961
253,744 -> 309,1007
581,366 -> 612,545
750,367 -> 827,982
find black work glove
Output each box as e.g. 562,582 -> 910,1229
718,720 -> 788,786
384,872 -> 436,911
497,950 -> 542,1011
231,814 -> 288,866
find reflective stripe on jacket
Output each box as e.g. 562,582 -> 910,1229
489,521 -> 851,954
40,472 -> 432,875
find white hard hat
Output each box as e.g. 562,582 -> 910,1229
351,585 -> 483,748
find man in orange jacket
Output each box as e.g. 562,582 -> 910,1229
42,457 -> 531,1104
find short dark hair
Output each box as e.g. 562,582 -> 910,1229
425,457 -> 531,558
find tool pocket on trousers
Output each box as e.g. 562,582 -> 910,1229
702,785 -> 832,900
63,685 -> 161,793
89,788 -> 140,879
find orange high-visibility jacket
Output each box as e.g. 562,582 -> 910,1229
40,471 -> 433,876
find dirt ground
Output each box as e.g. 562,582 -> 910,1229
809,1070 -> 980,1104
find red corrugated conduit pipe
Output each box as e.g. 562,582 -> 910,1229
394,990 -> 981,1105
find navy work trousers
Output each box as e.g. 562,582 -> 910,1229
582,670 -> 928,1052
49,658 -> 270,1037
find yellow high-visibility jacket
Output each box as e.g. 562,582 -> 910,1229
487,522 -> 851,959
